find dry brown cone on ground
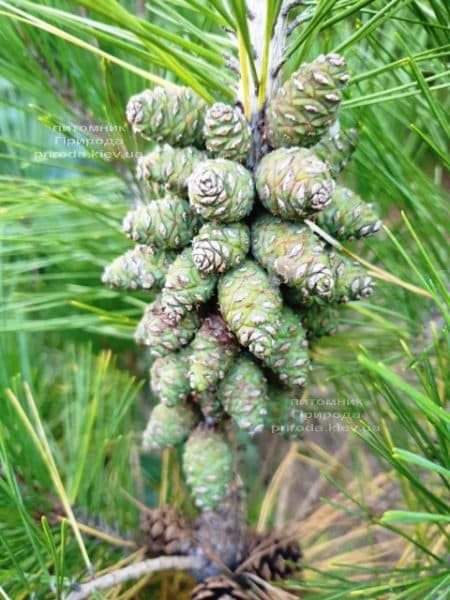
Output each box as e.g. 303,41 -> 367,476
191,575 -> 252,600
238,531 -> 302,581
140,505 -> 194,556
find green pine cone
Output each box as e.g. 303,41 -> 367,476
188,159 -> 255,223
298,303 -> 339,340
188,315 -> 237,392
203,102 -> 252,164
218,354 -> 268,435
126,86 -> 206,146
192,222 -> 250,275
255,148 -> 334,220
142,403 -> 197,451
183,427 -> 234,510
330,254 -> 375,302
192,390 -> 225,426
266,53 -> 349,148
267,385 -> 304,440
252,214 -> 335,303
263,306 -> 310,389
312,128 -> 359,178
161,248 -> 217,323
316,186 -> 382,240
101,245 -> 174,291
123,197 -> 199,249
135,297 -> 200,356
137,144 -> 206,199
218,261 -> 282,360
150,352 -> 190,406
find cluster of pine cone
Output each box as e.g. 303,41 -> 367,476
102,52 -> 381,594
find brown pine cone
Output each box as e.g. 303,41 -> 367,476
191,575 -> 252,600
140,505 -> 194,556
239,530 -> 302,581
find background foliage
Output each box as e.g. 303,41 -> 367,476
0,0 -> 448,598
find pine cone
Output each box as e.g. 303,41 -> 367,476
192,223 -> 250,275
218,355 -> 268,435
317,186 -> 382,240
241,530 -> 302,581
331,254 -> 375,302
203,103 -> 252,164
123,197 -> 199,249
137,144 -> 207,198
252,215 -> 335,303
141,505 -> 193,556
266,53 -> 349,148
101,245 -> 174,290
286,300 -> 339,339
126,86 -> 206,146
218,261 -> 282,360
150,351 -> 190,406
143,403 -> 198,451
191,576 -> 251,600
161,248 -> 217,323
192,390 -> 225,426
263,306 -> 310,389
189,315 -> 237,392
135,297 -> 200,356
255,148 -> 334,220
312,128 -> 359,177
188,159 -> 254,223
183,427 -> 233,510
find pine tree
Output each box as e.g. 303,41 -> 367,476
3,2 -> 448,600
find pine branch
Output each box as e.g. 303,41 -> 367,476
65,555 -> 203,600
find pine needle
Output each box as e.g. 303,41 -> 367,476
5,384 -> 93,574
